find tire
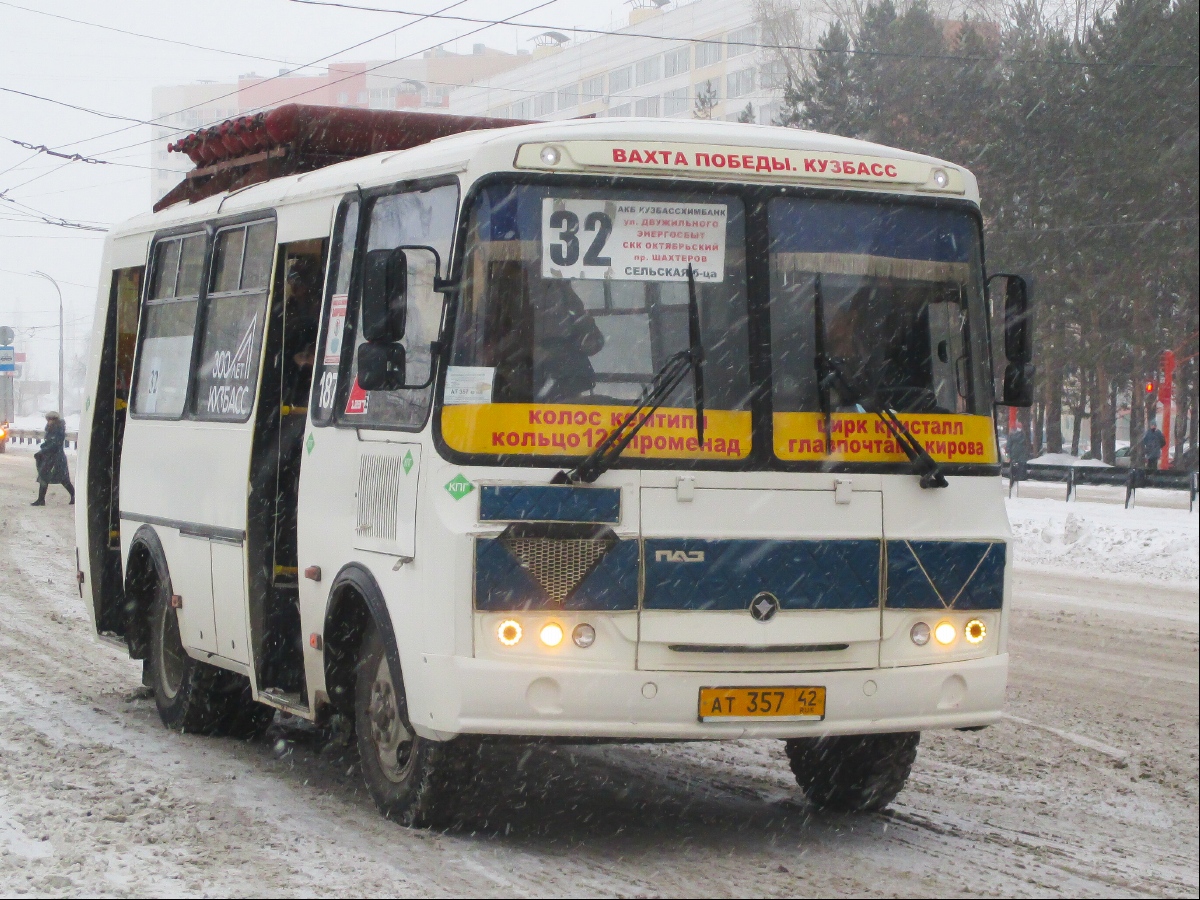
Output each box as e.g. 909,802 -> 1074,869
354,624 -> 469,827
148,580 -> 232,734
784,732 -> 920,813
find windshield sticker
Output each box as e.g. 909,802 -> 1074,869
344,377 -> 369,415
324,293 -> 348,365
444,366 -> 495,405
442,403 -> 751,459
774,413 -> 997,464
541,199 -> 727,283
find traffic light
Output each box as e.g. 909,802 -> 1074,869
1144,381 -> 1156,396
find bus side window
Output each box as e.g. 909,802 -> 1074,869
192,220 -> 276,422
131,233 -> 205,418
311,198 -> 359,426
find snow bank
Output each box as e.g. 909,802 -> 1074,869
1028,452 -> 1111,467
1006,495 -> 1199,587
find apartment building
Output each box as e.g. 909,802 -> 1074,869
446,0 -> 816,126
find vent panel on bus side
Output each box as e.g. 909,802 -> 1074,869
353,448 -> 420,557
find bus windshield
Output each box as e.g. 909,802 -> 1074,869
767,197 -> 995,465
445,181 -> 752,461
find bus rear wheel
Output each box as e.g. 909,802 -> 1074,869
784,732 -> 920,813
354,624 -> 467,828
149,582 -> 232,734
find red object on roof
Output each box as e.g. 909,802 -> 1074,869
157,103 -> 532,211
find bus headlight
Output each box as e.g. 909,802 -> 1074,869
909,622 -> 931,646
538,623 -> 564,647
933,621 -> 957,645
497,619 -> 522,646
572,623 -> 596,648
964,619 -> 987,644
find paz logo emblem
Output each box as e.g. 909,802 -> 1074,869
749,591 -> 780,622
444,473 -> 474,500
402,450 -> 414,475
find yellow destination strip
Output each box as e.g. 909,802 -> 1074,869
442,403 -> 752,459
774,412 -> 997,464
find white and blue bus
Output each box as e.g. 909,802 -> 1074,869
77,108 -> 1034,826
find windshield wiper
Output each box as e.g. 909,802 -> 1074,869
812,274 -> 948,490
554,265 -> 705,485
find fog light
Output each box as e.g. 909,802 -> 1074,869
540,145 -> 561,165
931,167 -> 949,188
910,622 -> 931,646
539,623 -> 564,647
572,623 -> 596,648
934,621 -> 957,645
497,619 -> 522,646
964,619 -> 987,644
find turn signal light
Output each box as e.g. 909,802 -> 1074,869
497,619 -> 522,646
964,619 -> 987,644
572,623 -> 597,648
934,621 -> 957,645
910,622 -> 931,646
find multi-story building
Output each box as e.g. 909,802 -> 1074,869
150,45 -> 527,203
446,0 -> 809,126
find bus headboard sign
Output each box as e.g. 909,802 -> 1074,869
541,198 -> 727,282
516,141 -> 966,194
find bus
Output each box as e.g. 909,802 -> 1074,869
76,106 -> 1034,827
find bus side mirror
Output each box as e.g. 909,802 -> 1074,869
361,247 -> 407,342
989,273 -> 1035,407
357,342 -> 407,391
1003,362 -> 1035,407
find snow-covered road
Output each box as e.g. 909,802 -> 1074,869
1,447 -> 1196,898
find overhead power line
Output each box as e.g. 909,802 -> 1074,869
5,0 -> 563,179
282,0 -> 1195,69
0,0 -> 321,70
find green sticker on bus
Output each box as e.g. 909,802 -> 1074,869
305,433 -> 315,455
445,473 -> 474,500
402,450 -> 414,475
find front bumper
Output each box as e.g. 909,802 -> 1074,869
409,652 -> 1007,740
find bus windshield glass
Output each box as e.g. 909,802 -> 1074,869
767,197 -> 996,465
445,182 -> 752,461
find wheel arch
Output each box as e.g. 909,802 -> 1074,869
124,524 -> 170,660
323,563 -> 402,717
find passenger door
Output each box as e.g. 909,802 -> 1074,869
637,472 -> 883,671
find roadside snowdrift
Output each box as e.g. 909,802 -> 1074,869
1007,495 -> 1199,587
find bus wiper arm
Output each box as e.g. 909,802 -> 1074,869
811,274 -> 946,489
817,360 -> 949,489
553,350 -> 695,484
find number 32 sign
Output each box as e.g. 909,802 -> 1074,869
541,198 -> 727,283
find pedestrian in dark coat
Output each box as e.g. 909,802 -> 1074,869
1007,423 -> 1031,481
32,411 -> 74,506
1141,423 -> 1167,470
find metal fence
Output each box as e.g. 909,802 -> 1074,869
2,429 -> 79,450
1004,463 -> 1199,511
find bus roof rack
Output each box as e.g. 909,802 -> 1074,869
156,103 -> 532,211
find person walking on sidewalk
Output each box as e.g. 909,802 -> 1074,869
1141,423 -> 1167,471
1007,422 -> 1031,482
32,411 -> 74,506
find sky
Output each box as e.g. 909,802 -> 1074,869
0,0 -> 634,392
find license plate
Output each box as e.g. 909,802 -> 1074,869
698,686 -> 826,722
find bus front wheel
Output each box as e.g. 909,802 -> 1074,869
354,624 -> 467,827
784,732 -> 920,813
